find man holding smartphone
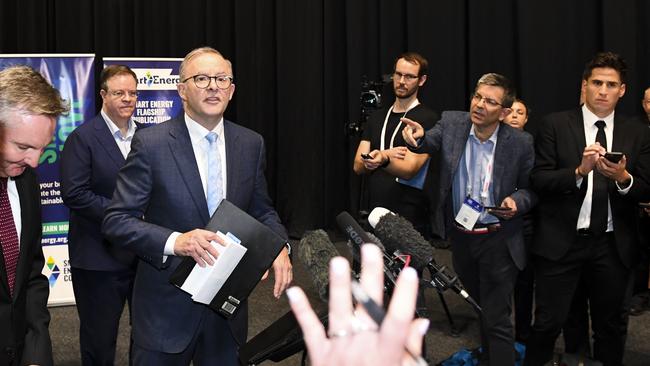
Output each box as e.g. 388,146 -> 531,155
353,52 -> 439,236
389,73 -> 536,365
525,52 -> 650,366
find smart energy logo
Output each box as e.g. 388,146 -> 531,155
45,256 -> 60,288
133,68 -> 180,91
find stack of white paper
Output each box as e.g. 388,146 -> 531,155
179,231 -> 248,304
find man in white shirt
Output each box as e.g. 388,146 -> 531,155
525,52 -> 650,366
60,65 -> 140,366
102,47 -> 291,365
0,65 -> 68,366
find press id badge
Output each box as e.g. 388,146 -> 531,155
455,197 -> 482,230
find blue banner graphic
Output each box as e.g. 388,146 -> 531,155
0,54 -> 95,305
103,58 -> 183,124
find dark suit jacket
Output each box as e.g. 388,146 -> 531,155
0,168 -> 52,366
60,114 -> 138,271
412,111 -> 536,270
102,115 -> 287,353
531,109 -> 650,268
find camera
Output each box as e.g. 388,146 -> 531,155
346,75 -> 389,136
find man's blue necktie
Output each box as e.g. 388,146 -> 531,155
206,132 -> 223,216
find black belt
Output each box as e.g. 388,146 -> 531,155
576,228 -> 612,237
455,222 -> 501,234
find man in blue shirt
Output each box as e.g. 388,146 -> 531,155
376,73 -> 536,365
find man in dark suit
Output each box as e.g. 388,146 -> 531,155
525,52 -> 650,366
102,47 -> 292,365
376,73 -> 536,365
60,65 -> 140,365
0,65 -> 68,366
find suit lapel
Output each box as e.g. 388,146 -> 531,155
224,121 -> 239,201
93,116 -> 126,169
568,109 -> 587,158
449,118 -> 472,177
168,118 -> 210,223
492,123 -> 511,201
611,114 -> 625,153
11,170 -> 37,299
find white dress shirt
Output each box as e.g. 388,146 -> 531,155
101,109 -> 137,159
163,114 -> 228,256
576,104 -> 632,231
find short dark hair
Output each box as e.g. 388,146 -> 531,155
513,98 -> 531,116
395,52 -> 428,77
100,65 -> 138,91
582,52 -> 627,84
475,73 -> 516,108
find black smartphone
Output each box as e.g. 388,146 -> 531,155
484,206 -> 512,211
604,152 -> 623,163
361,153 -> 372,160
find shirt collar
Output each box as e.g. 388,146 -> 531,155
101,109 -> 136,139
184,113 -> 224,145
582,104 -> 615,130
469,123 -> 500,145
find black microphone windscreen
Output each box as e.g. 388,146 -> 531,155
345,231 -> 385,263
335,211 -> 378,247
373,211 -> 434,271
298,230 -> 339,302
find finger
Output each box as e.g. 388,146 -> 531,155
202,241 -> 220,262
400,117 -> 417,126
203,247 -> 216,266
328,257 -> 353,335
286,287 -> 328,356
191,251 -> 208,267
261,269 -> 269,280
404,318 -> 430,361
381,267 -> 419,358
360,244 -> 385,307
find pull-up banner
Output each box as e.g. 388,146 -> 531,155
103,58 -> 183,125
0,54 -> 95,306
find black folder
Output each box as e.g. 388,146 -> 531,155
169,199 -> 286,318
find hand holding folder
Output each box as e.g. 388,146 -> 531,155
170,199 -> 287,318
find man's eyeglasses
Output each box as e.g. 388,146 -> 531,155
393,71 -> 419,82
183,74 -> 234,89
109,90 -> 138,99
471,93 -> 502,108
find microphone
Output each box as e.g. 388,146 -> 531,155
335,211 -> 399,287
368,207 -> 482,314
297,230 -> 339,302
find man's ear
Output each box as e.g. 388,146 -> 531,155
177,82 -> 187,101
499,108 -> 512,121
418,75 -> 427,87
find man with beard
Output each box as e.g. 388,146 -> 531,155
353,52 -> 439,236
60,65 -> 141,365
374,73 -> 536,365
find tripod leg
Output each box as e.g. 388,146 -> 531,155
437,291 -> 460,337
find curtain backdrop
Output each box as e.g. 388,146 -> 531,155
2,0 -> 648,236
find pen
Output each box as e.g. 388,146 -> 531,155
351,280 -> 428,366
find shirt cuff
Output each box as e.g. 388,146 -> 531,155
575,176 -> 584,188
163,231 -> 182,262
616,174 -> 633,194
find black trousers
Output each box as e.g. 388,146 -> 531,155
449,228 -> 519,366
524,233 -> 633,366
71,267 -> 135,366
514,233 -> 534,344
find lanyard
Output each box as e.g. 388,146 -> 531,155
379,99 -> 419,150
465,132 -> 497,205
